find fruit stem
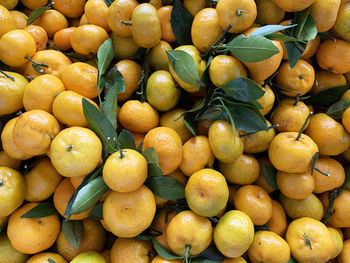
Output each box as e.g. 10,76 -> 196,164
184,244 -> 192,263
314,167 -> 330,177
120,20 -> 132,26
236,10 -> 246,17
0,70 -> 14,81
293,92 -> 301,106
202,24 -> 232,59
66,144 -> 74,152
24,56 -> 49,68
303,232 -> 312,250
295,111 -> 313,141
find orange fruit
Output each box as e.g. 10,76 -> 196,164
85,0 -> 110,31
185,168 -> 229,217
273,0 -> 316,11
119,100 -> 159,133
151,255 -> 182,263
234,184 -> 273,225
23,73 -> 66,113
267,200 -> 287,236
24,25 -> 48,51
0,4 -> 16,38
112,33 -> 140,60
333,1 -> 350,42
256,0 -> 285,25
71,25 -> 109,55
10,10 -> 27,29
103,185 -> 156,237
0,29 -> 36,67
0,150 -> 21,169
24,157 -> 63,202
277,171 -> 314,200
158,6 -> 176,43
103,149 -> 148,193
257,85 -> 275,116
312,70 -> 347,94
7,202 -> 61,254
183,0 -> 206,16
310,0 -> 341,33
149,40 -> 172,71
151,210 -> 177,250
26,252 -> 67,263
53,27 -> 76,51
34,9 -> 68,38
338,239 -> 350,263
179,135 -> 215,176
142,127 -> 182,175
12,110 -> 61,156
53,0 -> 85,18
50,127 -> 102,178
110,238 -> 152,263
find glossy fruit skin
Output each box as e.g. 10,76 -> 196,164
149,40 -> 172,71
214,210 -> 254,258
0,4 -> 16,37
273,0 -> 316,11
310,0 -> 341,32
208,120 -> 243,163
256,0 -> 285,25
339,239 -> 350,263
191,8 -> 222,53
216,0 -> 257,33
24,25 -> 48,51
242,120 -> 275,154
277,171 -> 314,200
312,70 -> 347,94
328,227 -> 343,259
116,59 -> 142,102
85,0 -> 110,31
151,255 -> 182,263
157,6 -> 175,43
267,200 -> 287,237
110,238 -> 151,263
53,0 -> 85,18
34,9 -> 68,38
258,85 -> 275,116
27,252 -> 67,263
131,3 -> 161,48
334,1 -> 350,42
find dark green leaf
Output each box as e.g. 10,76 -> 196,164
184,113 -> 197,136
220,77 -> 265,102
197,106 -> 224,121
170,198 -> 189,213
166,50 -> 200,86
224,35 -> 280,63
171,0 -> 193,45
191,259 -> 221,263
249,24 -> 297,37
198,245 -> 225,261
62,220 -> 84,250
296,8 -> 317,41
287,257 -> 299,263
266,33 -> 299,42
48,258 -> 56,263
142,148 -> 163,177
309,84 -> 350,108
135,226 -> 162,241
262,164 -> 278,189
21,202 -> 57,218
285,41 -> 306,68
26,2 -> 53,26
152,239 -> 183,260
118,129 -> 136,150
0,61 -> 10,71
65,165 -> 103,217
200,56 -> 213,87
145,176 -> 185,200
132,48 -> 147,63
70,176 -> 109,215
88,202 -> 103,220
102,66 -> 125,128
97,38 -> 114,78
310,152 -> 319,174
104,0 -> 114,6
326,99 -> 350,119
82,98 -> 118,158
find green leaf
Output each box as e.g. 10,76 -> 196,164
70,176 -> 109,215
309,84 -> 350,108
65,165 -> 103,217
82,98 -> 118,158
287,257 -> 299,263
262,164 -> 278,189
171,0 -> 193,45
266,33 -> 299,42
142,148 -> 163,177
152,239 -> 183,260
310,152 -> 319,174
220,77 -> 265,102
166,50 -> 200,86
284,41 -> 306,68
88,202 -> 103,220
184,113 -> 197,136
197,106 -> 224,121
249,24 -> 297,37
62,220 -> 84,250
326,99 -> 350,119
26,2 -> 53,26
118,129 -> 136,150
135,226 -> 162,241
200,56 -> 213,87
97,38 -> 114,100
21,202 -> 57,218
145,176 -> 185,200
295,8 -> 317,41
224,35 -> 280,63
104,0 -> 114,6
101,66 -> 125,128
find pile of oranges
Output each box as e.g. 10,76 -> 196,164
2,0 -> 350,262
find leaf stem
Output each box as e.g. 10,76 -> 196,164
0,70 -> 14,81
295,111 -> 313,141
202,24 -> 232,59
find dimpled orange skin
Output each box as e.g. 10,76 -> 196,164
191,8 -> 222,53
166,210 -> 213,256
276,59 -> 315,97
12,110 -> 61,156
110,238 -> 152,263
53,0 -> 85,18
142,127 -> 182,175
103,185 -> 156,237
316,39 -> 350,74
310,0 -> 341,32
131,3 -> 161,48
70,25 -> 108,55
24,25 -> 48,51
216,0 -> 257,33
268,132 -> 318,173
179,136 -> 215,176
157,6 -> 176,43
0,4 -> 16,37
305,113 -> 350,156
243,40 -> 283,83
234,185 -> 273,225
103,149 -> 148,193
119,100 -> 159,133
273,0 -> 316,11
60,62 -> 98,99
34,9 -> 68,38
23,74 -> 66,113
7,202 -> 61,254
185,168 -> 229,217
24,50 -> 72,79
116,59 -> 142,102
267,200 -> 287,236
0,29 -> 36,67
276,171 -> 314,200
107,0 -> 138,37
53,27 -> 76,51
